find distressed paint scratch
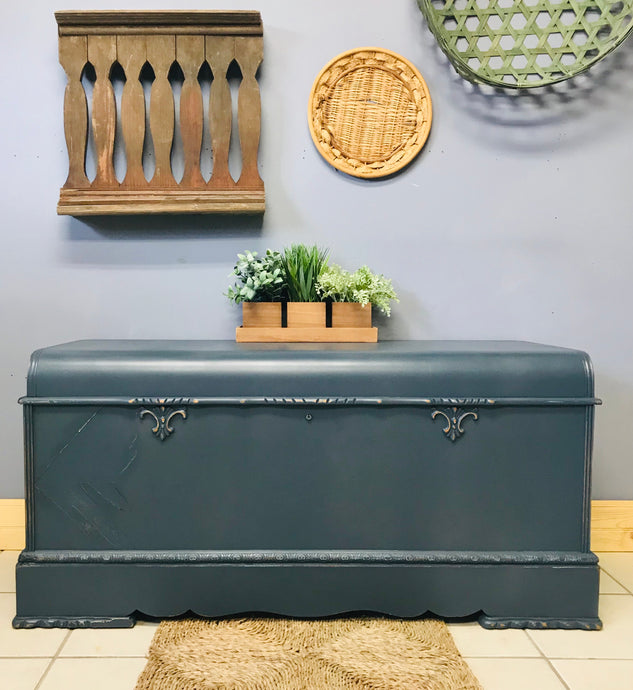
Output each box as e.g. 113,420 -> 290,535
80,482 -> 127,511
120,434 -> 138,475
36,409 -> 101,482
69,502 -> 118,546
35,487 -> 120,547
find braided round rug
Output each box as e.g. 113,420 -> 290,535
135,616 -> 481,690
308,48 -> 433,178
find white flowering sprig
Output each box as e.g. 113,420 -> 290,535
316,264 -> 399,316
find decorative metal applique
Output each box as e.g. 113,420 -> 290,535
263,397 -> 357,405
431,399 -> 480,442
137,398 -> 189,441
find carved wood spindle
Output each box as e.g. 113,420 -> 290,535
176,36 -> 206,188
87,36 -> 117,188
59,35 -> 90,189
147,35 -> 177,187
206,36 -> 235,188
118,36 -> 147,188
56,11 -> 264,214
235,37 -> 264,189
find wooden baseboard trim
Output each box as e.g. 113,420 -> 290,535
0,499 -> 26,550
590,500 -> 633,551
1,499 -> 632,552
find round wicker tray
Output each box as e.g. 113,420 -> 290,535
308,48 -> 433,179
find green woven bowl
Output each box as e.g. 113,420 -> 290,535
418,0 -> 633,88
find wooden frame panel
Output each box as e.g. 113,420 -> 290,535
55,11 -> 264,215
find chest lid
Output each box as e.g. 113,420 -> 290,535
24,339 -> 595,400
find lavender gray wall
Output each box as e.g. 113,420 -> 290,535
1,0 -> 632,498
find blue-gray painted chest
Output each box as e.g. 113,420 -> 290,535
14,340 -> 601,630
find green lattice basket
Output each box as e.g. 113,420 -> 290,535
418,0 -> 633,88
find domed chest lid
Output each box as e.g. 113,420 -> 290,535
25,340 -> 594,400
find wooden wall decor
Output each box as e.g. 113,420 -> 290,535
55,11 -> 264,215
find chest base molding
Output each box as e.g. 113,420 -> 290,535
14,553 -> 601,630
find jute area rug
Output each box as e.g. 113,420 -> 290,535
135,616 -> 482,690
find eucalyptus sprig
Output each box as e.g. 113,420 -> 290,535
226,249 -> 286,304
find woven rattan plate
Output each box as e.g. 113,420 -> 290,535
308,48 -> 433,178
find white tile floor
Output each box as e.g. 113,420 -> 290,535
1,550 -> 633,689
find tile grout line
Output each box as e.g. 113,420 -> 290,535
548,657 -> 633,662
0,656 -> 69,660
464,655 -> 633,661
600,571 -> 633,596
598,558 -> 633,587
539,655 -> 572,689
0,655 -> 151,659
33,630 -> 72,690
462,655 -> 543,659
35,655 -> 151,659
523,631 -> 572,690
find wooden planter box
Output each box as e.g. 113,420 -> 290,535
331,302 -> 372,328
235,302 -> 377,342
286,302 -> 326,328
242,302 -> 282,328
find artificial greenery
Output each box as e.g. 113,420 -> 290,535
226,247 -> 399,316
316,264 -> 399,316
226,249 -> 286,304
280,244 -> 330,302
